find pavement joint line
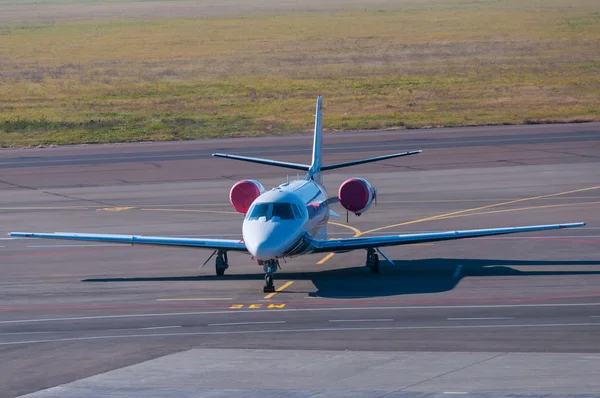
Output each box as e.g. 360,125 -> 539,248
140,325 -> 181,330
208,321 -> 286,327
447,317 -> 514,321
3,322 -> 600,347
141,208 -> 239,215
328,319 -> 393,322
0,135 -> 567,167
264,281 -> 294,299
5,302 -> 600,325
2,132 -> 592,167
3,195 -> 598,212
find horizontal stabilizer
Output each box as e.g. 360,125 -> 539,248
321,150 -> 422,171
212,153 -> 310,171
329,209 -> 341,217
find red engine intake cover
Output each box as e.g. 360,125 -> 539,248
338,178 -> 373,213
229,179 -> 264,214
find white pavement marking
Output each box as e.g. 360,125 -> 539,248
208,321 -> 286,327
443,392 -> 469,395
139,326 -> 181,330
328,319 -> 393,323
453,264 -> 463,278
447,317 -> 514,321
2,322 -> 600,346
4,302 -> 600,325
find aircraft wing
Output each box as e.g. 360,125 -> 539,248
8,232 -> 248,252
309,222 -> 585,253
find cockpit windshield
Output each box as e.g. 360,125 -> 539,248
272,203 -> 294,220
246,203 -> 301,221
247,203 -> 270,220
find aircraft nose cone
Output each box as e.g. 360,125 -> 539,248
251,243 -> 280,261
243,222 -> 287,260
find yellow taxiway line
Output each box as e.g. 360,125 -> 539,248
264,281 -> 294,299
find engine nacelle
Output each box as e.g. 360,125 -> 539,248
229,179 -> 265,214
338,178 -> 376,215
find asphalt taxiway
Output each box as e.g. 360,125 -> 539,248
1,122 -> 599,397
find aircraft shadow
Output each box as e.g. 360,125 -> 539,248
82,258 -> 600,299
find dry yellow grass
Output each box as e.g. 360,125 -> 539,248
1,0 -> 599,146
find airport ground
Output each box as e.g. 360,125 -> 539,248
0,122 -> 599,396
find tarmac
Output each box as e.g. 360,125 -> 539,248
1,122 -> 599,397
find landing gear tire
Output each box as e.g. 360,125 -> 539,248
262,260 -> 278,293
263,274 -> 275,293
370,255 -> 380,274
215,251 -> 229,276
366,250 -> 380,274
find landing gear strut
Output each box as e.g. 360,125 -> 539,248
366,248 -> 379,274
263,260 -> 278,293
215,250 -> 229,276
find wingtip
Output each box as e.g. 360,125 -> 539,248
563,222 -> 586,228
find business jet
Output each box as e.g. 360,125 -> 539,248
10,96 -> 585,292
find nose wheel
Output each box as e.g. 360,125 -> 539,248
264,274 -> 274,292
262,260 -> 278,293
366,248 -> 379,274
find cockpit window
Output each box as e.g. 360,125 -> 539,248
291,204 -> 303,219
246,203 -> 299,221
272,203 -> 294,220
247,203 -> 269,220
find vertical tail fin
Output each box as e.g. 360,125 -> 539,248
308,95 -> 323,182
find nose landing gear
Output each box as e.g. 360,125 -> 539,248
262,259 -> 279,293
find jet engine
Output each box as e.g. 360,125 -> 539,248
229,179 -> 265,214
337,178 -> 376,215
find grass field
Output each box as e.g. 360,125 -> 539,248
1,0 -> 599,147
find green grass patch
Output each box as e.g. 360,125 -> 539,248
1,0 -> 600,146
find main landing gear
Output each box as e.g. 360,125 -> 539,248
215,250 -> 229,276
262,259 -> 279,293
366,248 -> 380,274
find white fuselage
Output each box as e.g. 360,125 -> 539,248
242,179 -> 329,260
